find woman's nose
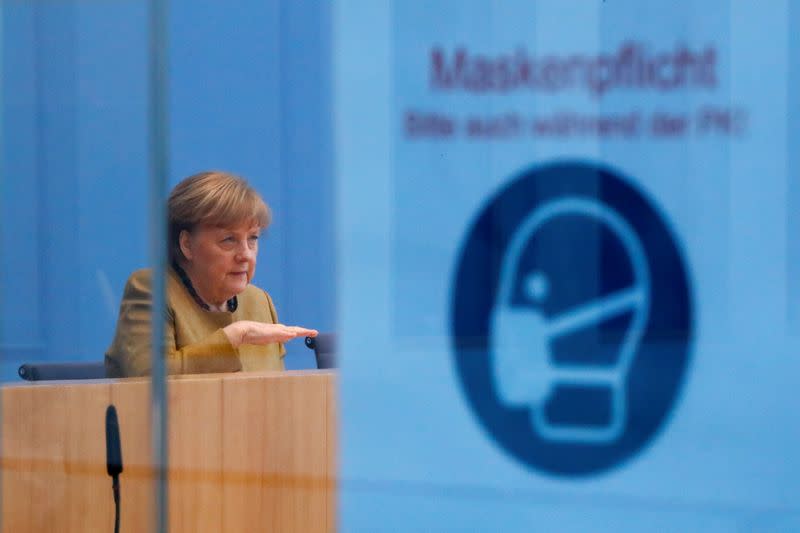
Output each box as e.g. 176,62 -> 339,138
235,243 -> 255,262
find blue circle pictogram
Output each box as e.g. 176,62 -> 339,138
450,161 -> 693,476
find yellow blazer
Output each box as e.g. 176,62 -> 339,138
105,268 -> 285,377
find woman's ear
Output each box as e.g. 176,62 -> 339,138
178,230 -> 194,261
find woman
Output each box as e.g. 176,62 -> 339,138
105,171 -> 317,377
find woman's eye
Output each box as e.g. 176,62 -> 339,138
248,235 -> 259,241
222,236 -> 235,243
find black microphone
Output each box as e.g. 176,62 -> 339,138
106,405 -> 123,533
106,405 -> 123,477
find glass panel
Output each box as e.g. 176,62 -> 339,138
0,1 -> 158,531
337,1 -> 800,531
149,1 -> 169,531
2,1 -> 338,531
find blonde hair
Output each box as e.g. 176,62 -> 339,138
168,171 -> 271,262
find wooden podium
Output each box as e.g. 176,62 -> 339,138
0,370 -> 337,532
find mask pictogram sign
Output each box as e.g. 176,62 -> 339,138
451,162 -> 693,476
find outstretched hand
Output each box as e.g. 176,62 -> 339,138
223,321 -> 318,348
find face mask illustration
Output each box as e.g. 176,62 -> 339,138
490,197 -> 650,444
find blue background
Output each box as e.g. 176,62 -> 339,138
0,0 -> 335,378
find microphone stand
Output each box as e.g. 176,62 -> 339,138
112,473 -> 120,533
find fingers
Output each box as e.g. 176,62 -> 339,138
266,324 -> 319,341
287,326 -> 318,337
237,321 -> 319,346
273,326 -> 297,342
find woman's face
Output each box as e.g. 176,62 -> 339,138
179,221 -> 261,306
